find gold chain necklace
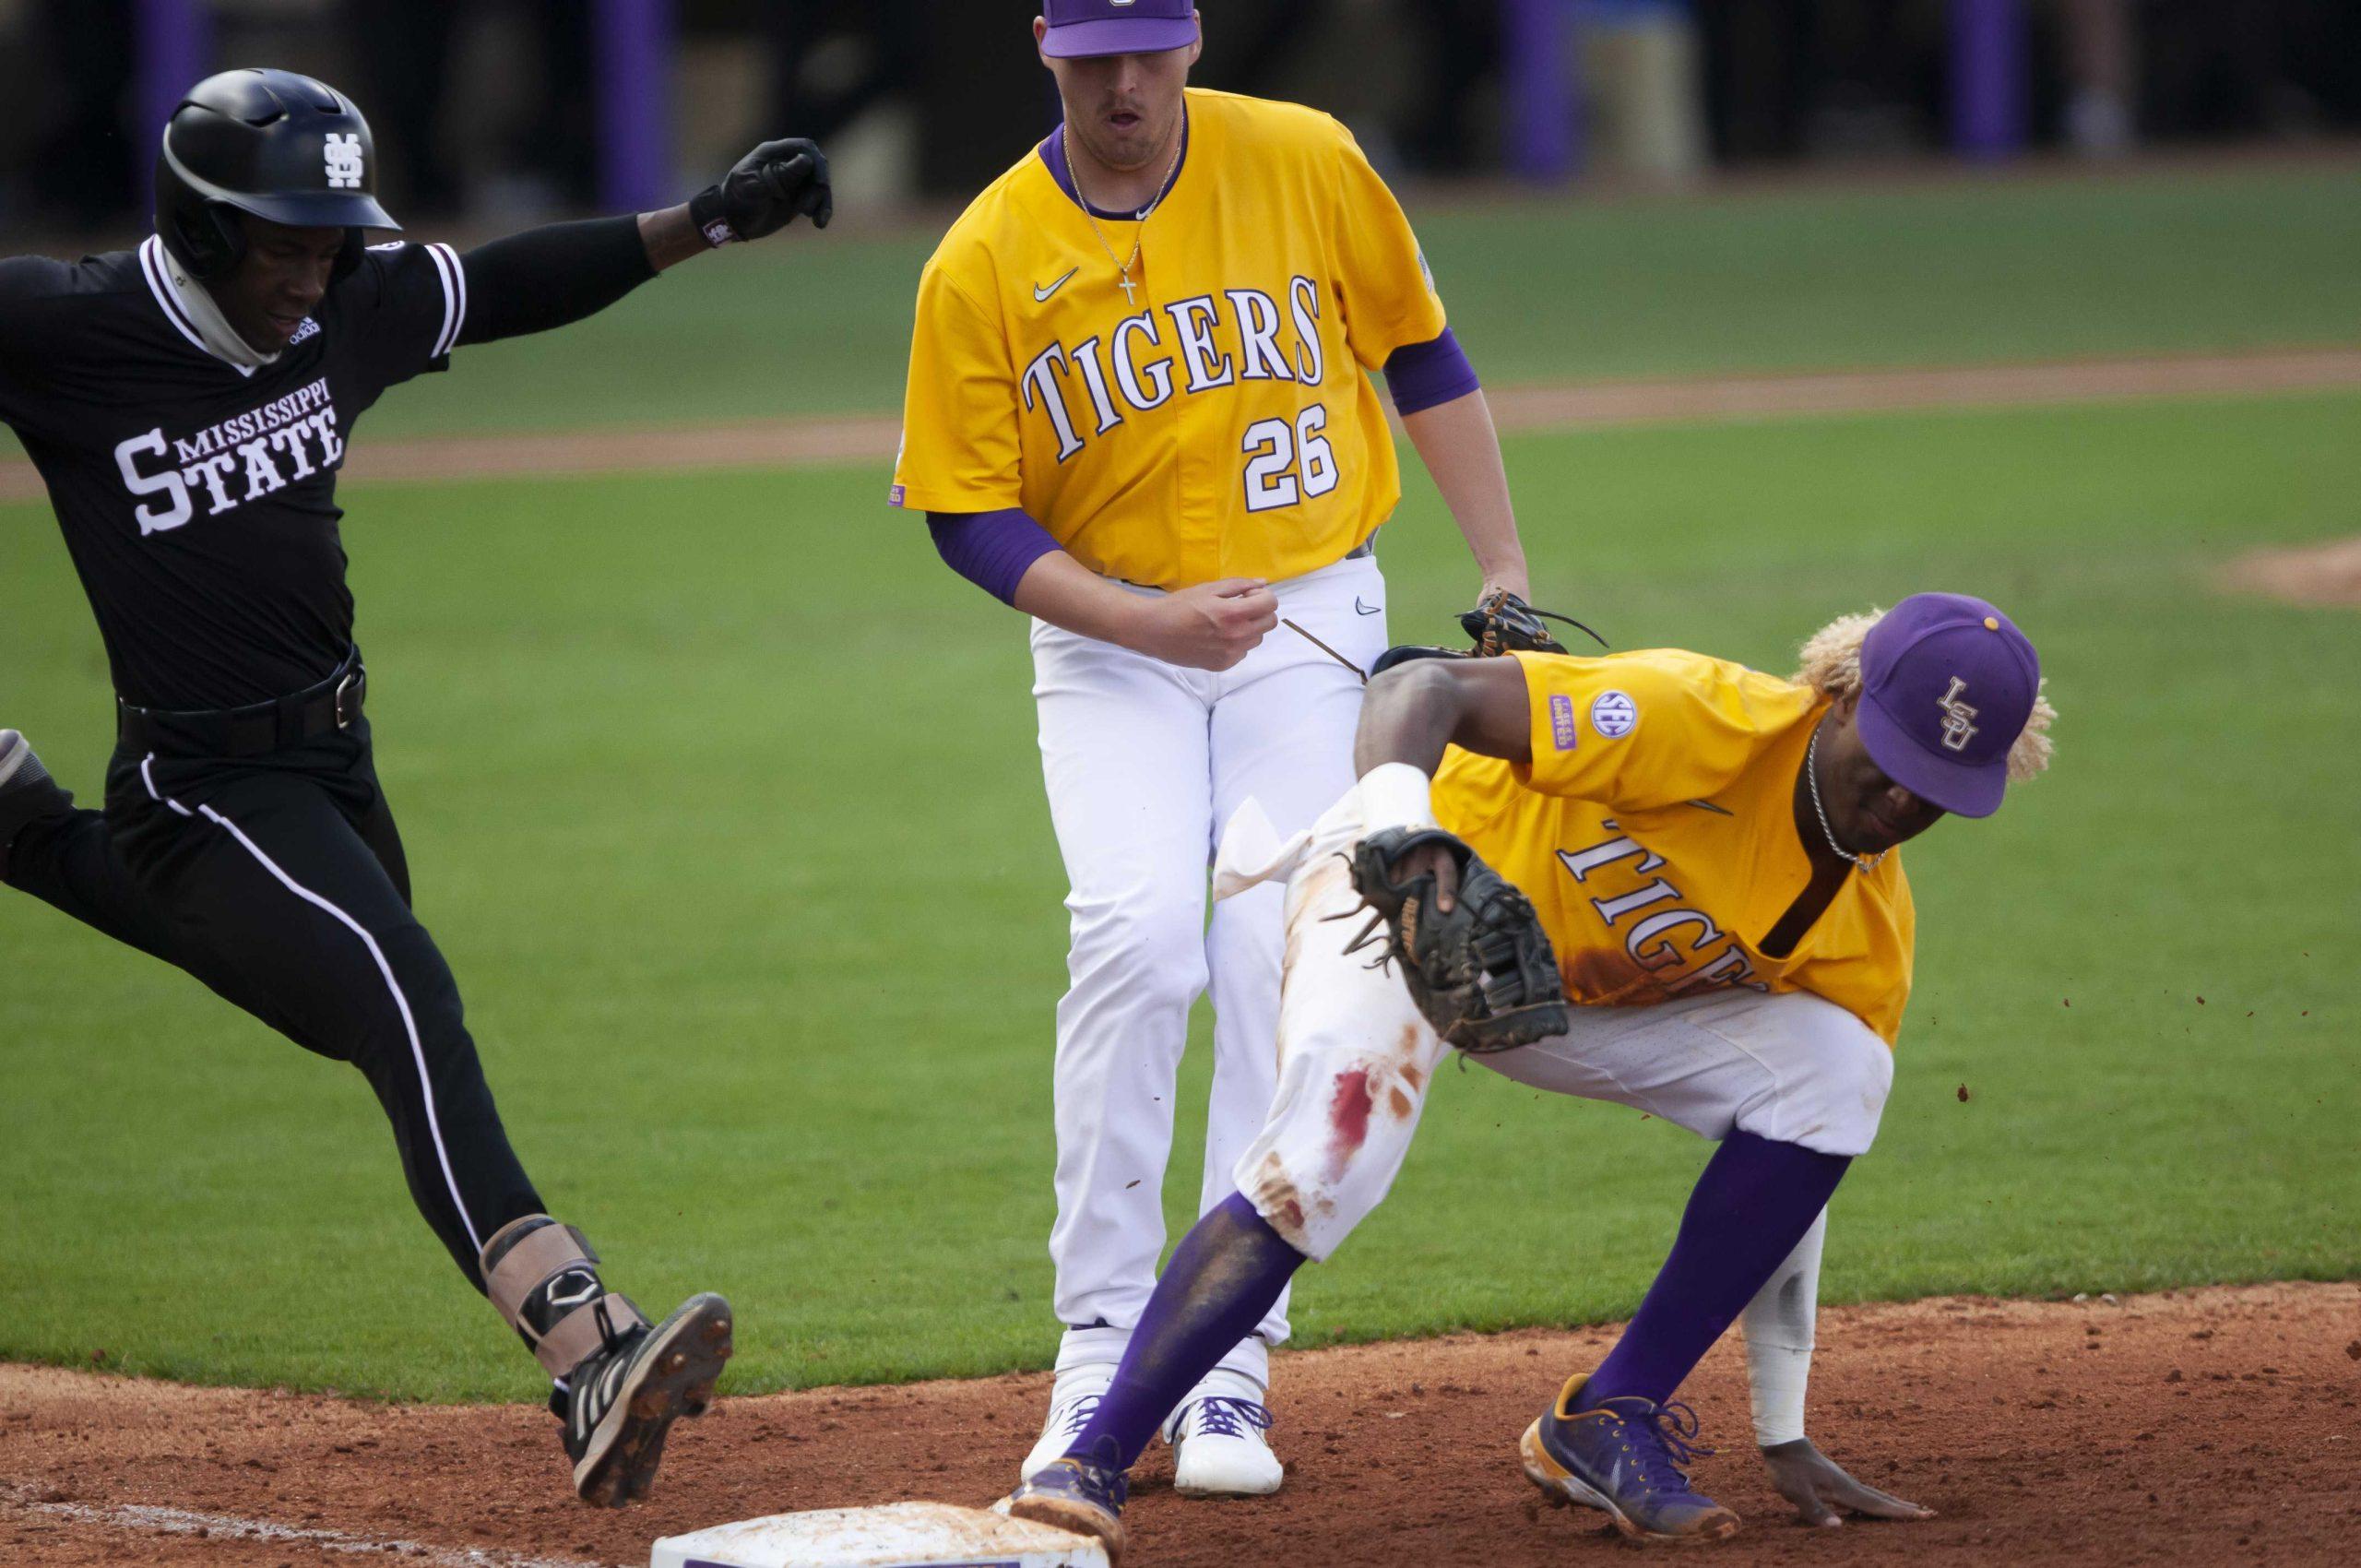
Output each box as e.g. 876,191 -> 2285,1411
1062,123 -> 1184,308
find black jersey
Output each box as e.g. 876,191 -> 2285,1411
0,237 -> 467,709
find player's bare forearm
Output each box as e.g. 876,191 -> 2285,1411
1014,552 -> 1279,671
1402,390 -> 1530,600
637,205 -> 708,273
1355,658 -> 1534,777
1012,551 -> 1154,646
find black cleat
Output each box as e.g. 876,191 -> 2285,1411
556,1291 -> 732,1506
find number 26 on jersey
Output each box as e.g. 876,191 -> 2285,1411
1241,403 -> 1339,513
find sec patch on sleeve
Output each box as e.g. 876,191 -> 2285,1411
1591,691 -> 1638,739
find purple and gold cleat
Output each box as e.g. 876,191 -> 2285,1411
1003,1435 -> 1129,1565
1521,1373 -> 1741,1544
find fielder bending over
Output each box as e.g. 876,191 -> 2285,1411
1005,594 -> 2055,1558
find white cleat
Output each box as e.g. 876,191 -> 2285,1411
1167,1372 -> 1283,1498
1020,1364 -> 1115,1486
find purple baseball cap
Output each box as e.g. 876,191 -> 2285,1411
1040,0 -> 1200,59
1854,593 -> 2040,819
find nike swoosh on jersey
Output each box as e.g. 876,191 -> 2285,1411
1355,597 -> 1382,615
1033,268 -> 1080,303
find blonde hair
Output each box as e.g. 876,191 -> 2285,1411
1794,608 -> 2057,784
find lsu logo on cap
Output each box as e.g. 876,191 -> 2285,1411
1549,694 -> 1578,751
1937,676 -> 1979,753
1591,691 -> 1637,740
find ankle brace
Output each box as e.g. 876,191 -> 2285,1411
480,1214 -> 649,1379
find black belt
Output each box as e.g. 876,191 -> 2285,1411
117,649 -> 368,759
1117,535 -> 1378,591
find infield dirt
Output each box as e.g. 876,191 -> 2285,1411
5,1281 -> 2356,1568
2222,536 -> 2361,608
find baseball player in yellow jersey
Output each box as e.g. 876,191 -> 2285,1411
1003,595 -> 2057,1561
892,2 -> 1537,1496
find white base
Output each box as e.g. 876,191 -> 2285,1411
650,1502 -> 1109,1568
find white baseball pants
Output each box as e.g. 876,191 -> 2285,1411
1032,552 -> 1389,1384
1220,781 -> 1896,1264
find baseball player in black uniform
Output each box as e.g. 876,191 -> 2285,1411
0,68 -> 831,1505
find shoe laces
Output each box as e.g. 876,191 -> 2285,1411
1054,1392 -> 1104,1438
1189,1396 -> 1274,1441
1593,1396 -> 1714,1492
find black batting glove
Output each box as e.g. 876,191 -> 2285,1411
689,138 -> 832,245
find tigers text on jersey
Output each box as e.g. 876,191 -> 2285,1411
891,89 -> 1448,589
1432,649 -> 1918,1044
0,239 -> 464,709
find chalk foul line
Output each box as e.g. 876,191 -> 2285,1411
0,1482 -> 617,1568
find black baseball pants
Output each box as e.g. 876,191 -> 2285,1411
4,719 -> 543,1288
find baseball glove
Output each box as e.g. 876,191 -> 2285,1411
1346,826 -> 1569,1054
1459,588 -> 1608,658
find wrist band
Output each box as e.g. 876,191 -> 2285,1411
686,186 -> 738,247
1358,762 -> 1436,834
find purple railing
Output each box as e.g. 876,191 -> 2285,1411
593,0 -> 677,214
1951,0 -> 2030,159
134,0 -> 213,165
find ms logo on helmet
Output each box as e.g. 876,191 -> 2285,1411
324,133 -> 364,189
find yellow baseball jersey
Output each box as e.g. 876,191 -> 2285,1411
1431,649 -> 1917,1044
891,89 -> 1448,589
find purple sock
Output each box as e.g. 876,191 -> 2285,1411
1063,1192 -> 1305,1473
1582,1130 -> 1850,1410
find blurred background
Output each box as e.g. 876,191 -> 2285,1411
2,0 -> 2358,232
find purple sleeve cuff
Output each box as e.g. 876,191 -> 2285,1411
1384,327 -> 1480,416
928,508 -> 1063,607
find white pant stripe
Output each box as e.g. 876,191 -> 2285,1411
140,756 -> 482,1254
139,754 -> 193,817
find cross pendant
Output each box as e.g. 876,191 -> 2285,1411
1117,271 -> 1138,306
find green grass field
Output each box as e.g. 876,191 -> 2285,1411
7,159 -> 2361,460
332,160 -> 2361,435
3,165 -> 2357,1402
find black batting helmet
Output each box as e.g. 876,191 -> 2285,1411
155,68 -> 399,283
